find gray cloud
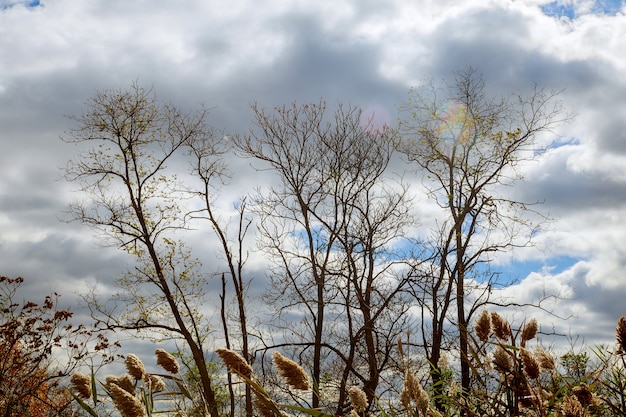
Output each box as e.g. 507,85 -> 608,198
517,144 -> 626,212
1,0 -> 626,358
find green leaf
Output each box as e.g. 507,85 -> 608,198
90,368 -> 99,405
67,389 -> 99,417
174,379 -> 193,400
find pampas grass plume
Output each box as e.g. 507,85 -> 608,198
272,351 -> 310,390
521,318 -> 538,347
521,348 -> 541,379
155,349 -> 180,374
125,354 -> 146,380
109,383 -> 145,417
71,372 -> 92,399
216,348 -> 253,378
474,310 -> 491,342
348,386 -> 368,413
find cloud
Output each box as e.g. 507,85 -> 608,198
495,258 -> 626,350
1,0 -> 625,363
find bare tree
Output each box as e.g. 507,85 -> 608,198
187,134 -> 255,417
322,131 -> 414,413
235,101 -> 413,412
396,68 -> 566,400
234,101 -> 341,409
63,83 -> 223,417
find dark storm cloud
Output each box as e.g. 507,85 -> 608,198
574,280 -> 626,328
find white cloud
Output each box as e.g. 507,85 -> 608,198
1,0 -> 625,361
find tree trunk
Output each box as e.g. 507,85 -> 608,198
312,277 -> 324,408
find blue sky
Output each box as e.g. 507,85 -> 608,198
1,0 -> 625,360
496,256 -> 580,284
0,0 -> 39,9
541,0 -> 624,18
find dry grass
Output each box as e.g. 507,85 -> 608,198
70,316 -> 626,417
69,349 -> 192,417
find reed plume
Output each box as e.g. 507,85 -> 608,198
400,369 -> 419,407
145,374 -> 165,392
400,369 -> 430,416
155,348 -> 180,374
491,312 -> 512,341
348,386 -> 368,413
534,347 -> 556,371
71,372 -> 92,399
216,348 -> 253,378
493,346 -> 512,373
474,310 -> 491,342
253,394 -> 275,417
272,351 -> 310,390
616,316 -> 626,354
521,318 -> 538,347
125,354 -> 146,380
561,394 -> 588,417
106,374 -> 136,395
572,383 -> 593,407
109,383 -> 145,417
521,348 -> 540,379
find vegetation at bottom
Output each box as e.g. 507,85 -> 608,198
4,271 -> 624,417
63,313 -> 626,417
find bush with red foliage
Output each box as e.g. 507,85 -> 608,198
0,275 -> 116,416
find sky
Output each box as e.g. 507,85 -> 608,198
1,0 -> 626,364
